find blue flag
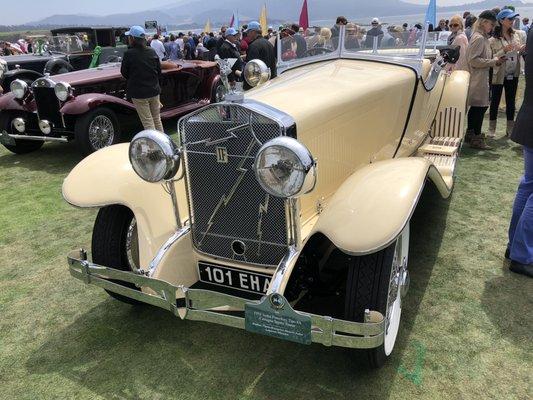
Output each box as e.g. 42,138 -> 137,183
425,0 -> 437,27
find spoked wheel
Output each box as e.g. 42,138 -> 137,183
92,205 -> 143,305
344,223 -> 410,368
74,107 -> 120,156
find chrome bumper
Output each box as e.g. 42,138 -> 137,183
67,249 -> 386,349
0,130 -> 68,144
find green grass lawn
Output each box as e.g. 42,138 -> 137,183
0,121 -> 531,399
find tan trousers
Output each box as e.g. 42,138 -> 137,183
132,95 -> 164,132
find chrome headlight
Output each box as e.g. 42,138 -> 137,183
254,137 -> 316,198
244,59 -> 271,87
129,130 -> 180,183
54,82 -> 72,101
10,79 -> 28,99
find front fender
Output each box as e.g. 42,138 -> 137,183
0,92 -> 32,112
310,158 -> 450,256
60,93 -> 136,115
62,143 -> 189,267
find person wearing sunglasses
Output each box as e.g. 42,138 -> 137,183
466,10 -> 507,149
447,15 -> 469,71
488,9 -> 527,137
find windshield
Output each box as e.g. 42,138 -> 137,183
33,35 -> 85,54
277,23 -> 447,75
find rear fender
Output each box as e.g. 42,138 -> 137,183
60,93 -> 136,115
62,143 -> 189,267
309,158 -> 450,256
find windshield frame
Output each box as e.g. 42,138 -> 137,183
277,23 -> 440,77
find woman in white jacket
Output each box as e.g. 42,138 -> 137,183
446,15 -> 469,72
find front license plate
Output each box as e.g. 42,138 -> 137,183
198,262 -> 272,295
245,295 -> 312,345
0,130 -> 16,146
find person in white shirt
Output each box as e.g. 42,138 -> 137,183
150,34 -> 166,60
176,33 -> 185,52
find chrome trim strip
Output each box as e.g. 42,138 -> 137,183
6,134 -> 68,142
147,225 -> 190,277
266,245 -> 300,295
67,249 -> 386,349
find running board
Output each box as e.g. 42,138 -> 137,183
418,137 -> 462,189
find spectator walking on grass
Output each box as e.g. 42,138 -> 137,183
150,34 -> 166,61
465,10 -> 506,150
488,8 -> 526,137
506,28 -> 533,278
121,26 -> 174,133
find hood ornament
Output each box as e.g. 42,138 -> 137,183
215,55 -> 244,103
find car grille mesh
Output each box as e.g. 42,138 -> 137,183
33,87 -> 62,127
179,104 -> 288,267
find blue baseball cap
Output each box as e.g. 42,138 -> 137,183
497,9 -> 520,20
125,26 -> 146,38
246,21 -> 262,32
225,27 -> 239,36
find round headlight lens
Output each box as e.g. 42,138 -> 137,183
10,79 -> 28,99
129,130 -> 180,183
54,82 -> 72,101
254,137 -> 316,198
244,59 -> 271,87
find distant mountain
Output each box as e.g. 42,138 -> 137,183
18,0 -> 531,28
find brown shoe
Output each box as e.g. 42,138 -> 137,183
470,135 -> 492,150
464,130 -> 474,143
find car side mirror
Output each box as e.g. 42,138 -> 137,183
438,46 -> 460,65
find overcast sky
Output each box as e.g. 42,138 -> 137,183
1,1 -> 531,25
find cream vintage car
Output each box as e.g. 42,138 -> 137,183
63,26 -> 468,368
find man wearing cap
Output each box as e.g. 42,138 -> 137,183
365,18 -> 384,48
217,27 -> 243,84
121,26 -> 174,133
245,21 -> 277,87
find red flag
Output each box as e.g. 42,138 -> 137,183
229,13 -> 235,27
299,0 -> 309,31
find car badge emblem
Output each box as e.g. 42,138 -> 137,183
216,146 -> 228,163
269,293 -> 285,310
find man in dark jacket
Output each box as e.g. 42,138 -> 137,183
245,21 -> 277,84
291,23 -> 307,58
507,29 -> 533,277
364,18 -> 384,48
217,28 -> 243,83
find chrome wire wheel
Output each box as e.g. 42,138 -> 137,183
88,115 -> 115,150
384,224 -> 410,356
125,217 -> 140,274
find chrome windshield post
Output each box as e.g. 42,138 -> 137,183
418,22 -> 430,59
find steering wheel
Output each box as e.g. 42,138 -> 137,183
306,47 -> 333,56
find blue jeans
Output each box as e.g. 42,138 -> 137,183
508,146 -> 533,264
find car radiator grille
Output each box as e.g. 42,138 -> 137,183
180,104 -> 289,267
33,87 -> 62,127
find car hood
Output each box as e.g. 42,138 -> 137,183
47,60 -> 217,87
2,53 -> 55,66
247,58 -> 418,221
247,58 -> 416,135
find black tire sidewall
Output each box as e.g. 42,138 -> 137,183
92,205 -> 142,305
74,107 -> 120,156
344,241 -> 397,368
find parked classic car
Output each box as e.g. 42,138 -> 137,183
0,27 -> 127,93
0,59 -> 221,155
63,26 -> 469,367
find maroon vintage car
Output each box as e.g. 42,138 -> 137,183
0,60 -> 221,155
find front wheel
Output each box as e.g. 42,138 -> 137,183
92,205 -> 142,305
0,113 -> 44,154
344,224 -> 410,368
74,107 -> 120,156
